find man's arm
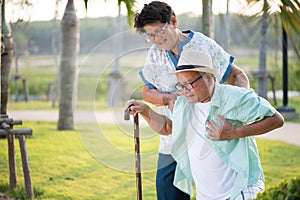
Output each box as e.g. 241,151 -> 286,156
142,85 -> 177,110
125,99 -> 172,135
206,111 -> 284,140
226,63 -> 250,89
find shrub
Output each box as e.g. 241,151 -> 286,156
256,176 -> 300,200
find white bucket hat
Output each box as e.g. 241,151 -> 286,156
173,50 -> 218,76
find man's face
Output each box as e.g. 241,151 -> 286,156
143,21 -> 178,50
175,71 -> 214,104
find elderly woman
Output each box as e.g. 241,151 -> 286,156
134,2 -> 249,199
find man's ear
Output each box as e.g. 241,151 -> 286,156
170,16 -> 178,28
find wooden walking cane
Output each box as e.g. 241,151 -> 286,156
124,108 -> 142,200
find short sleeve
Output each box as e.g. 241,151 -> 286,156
184,32 -> 234,83
139,67 -> 157,89
139,45 -> 178,93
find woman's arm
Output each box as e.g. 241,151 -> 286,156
206,111 -> 284,140
226,63 -> 250,89
142,85 -> 177,111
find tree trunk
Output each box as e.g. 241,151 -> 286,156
57,0 -> 79,130
257,0 -> 268,99
108,5 -> 122,107
224,0 -> 230,50
51,0 -> 61,108
1,0 -> 13,114
202,0 -> 213,38
0,0 -> 2,114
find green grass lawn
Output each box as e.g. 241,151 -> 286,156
0,121 -> 299,199
0,121 -> 158,200
3,54 -> 300,199
7,98 -> 112,111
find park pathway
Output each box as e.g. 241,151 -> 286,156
8,110 -> 300,147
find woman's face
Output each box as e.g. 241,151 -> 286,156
143,21 -> 179,50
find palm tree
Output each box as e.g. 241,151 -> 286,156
243,0 -> 300,98
0,0 -> 2,113
257,0 -> 269,99
202,0 -> 213,37
50,0 -> 61,108
58,0 -> 135,130
83,0 -> 135,28
1,0 -> 13,114
57,0 -> 79,130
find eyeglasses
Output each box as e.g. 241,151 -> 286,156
145,22 -> 169,42
175,73 -> 205,91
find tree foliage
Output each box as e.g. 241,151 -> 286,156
83,0 -> 136,29
243,0 -> 300,60
13,14 -> 297,55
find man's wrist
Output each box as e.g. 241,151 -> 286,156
140,104 -> 150,116
234,126 -> 243,139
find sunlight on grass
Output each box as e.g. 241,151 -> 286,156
0,121 -> 299,199
256,139 -> 300,188
0,121 -> 158,199
7,99 -> 111,111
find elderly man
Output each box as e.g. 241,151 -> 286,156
125,50 -> 284,200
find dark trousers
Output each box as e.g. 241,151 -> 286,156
156,153 -> 190,200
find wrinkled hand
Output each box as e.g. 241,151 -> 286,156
165,93 -> 179,112
124,99 -> 150,117
206,116 -> 236,140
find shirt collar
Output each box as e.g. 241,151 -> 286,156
210,83 -> 222,108
167,30 -> 194,66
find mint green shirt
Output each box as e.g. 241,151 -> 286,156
167,83 -> 276,198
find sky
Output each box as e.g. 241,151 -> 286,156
6,0 -> 252,22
